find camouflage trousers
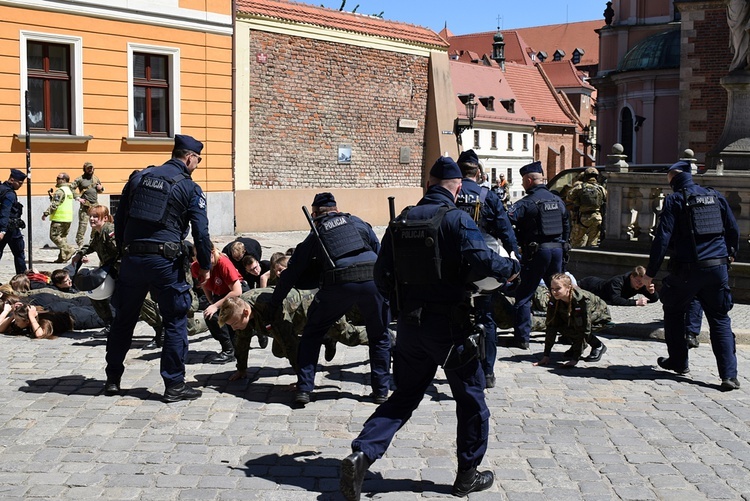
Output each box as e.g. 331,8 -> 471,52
75,207 -> 90,248
50,221 -> 75,261
570,212 -> 602,248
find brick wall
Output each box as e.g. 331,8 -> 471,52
678,2 -> 732,161
246,31 -> 430,189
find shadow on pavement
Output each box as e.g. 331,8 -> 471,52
237,450 -> 446,499
18,374 -> 163,399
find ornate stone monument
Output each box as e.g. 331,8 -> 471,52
710,0 -> 750,169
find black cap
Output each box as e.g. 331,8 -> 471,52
429,157 -> 462,180
174,134 -> 203,154
668,160 -> 691,173
457,149 -> 479,166
520,161 -> 543,176
9,169 -> 26,181
312,192 -> 336,208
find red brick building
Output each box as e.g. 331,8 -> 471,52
234,0 -> 451,231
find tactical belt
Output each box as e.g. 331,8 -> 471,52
124,241 -> 182,259
681,257 -> 729,270
321,261 -> 375,285
539,242 -> 564,249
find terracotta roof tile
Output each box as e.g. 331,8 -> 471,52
236,0 -> 449,48
446,20 -> 601,67
450,60 -> 534,126
541,60 -> 595,90
502,62 -> 576,126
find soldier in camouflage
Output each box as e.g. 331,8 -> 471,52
72,204 -> 164,340
219,288 -> 368,380
534,273 -> 611,367
566,167 -> 606,248
70,162 -> 104,248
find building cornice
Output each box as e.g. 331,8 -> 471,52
238,15 -> 443,57
0,0 -> 233,36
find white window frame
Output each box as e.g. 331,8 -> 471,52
20,31 -> 84,136
127,43 -> 181,138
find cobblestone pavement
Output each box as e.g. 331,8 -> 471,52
0,235 -> 748,500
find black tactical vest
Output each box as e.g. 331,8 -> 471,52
317,213 -> 368,264
535,197 -> 564,237
129,170 -> 190,230
686,189 -> 724,237
389,206 -> 450,285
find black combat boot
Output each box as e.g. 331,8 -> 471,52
451,467 -> 494,497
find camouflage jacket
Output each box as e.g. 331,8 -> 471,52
543,287 -> 611,356
79,222 -> 119,271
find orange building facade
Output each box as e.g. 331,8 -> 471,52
0,0 -> 233,247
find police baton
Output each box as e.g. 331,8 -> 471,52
388,196 -> 396,221
302,205 -> 335,270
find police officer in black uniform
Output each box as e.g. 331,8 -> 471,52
644,160 -> 740,391
0,169 -> 27,274
456,149 -> 518,388
104,134 -> 212,403
269,192 -> 392,406
507,161 -> 570,349
340,157 -> 520,501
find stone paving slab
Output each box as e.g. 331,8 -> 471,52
0,317 -> 748,500
0,232 -> 748,500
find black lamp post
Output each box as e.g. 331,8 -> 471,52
454,93 -> 478,141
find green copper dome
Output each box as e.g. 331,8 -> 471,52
617,28 -> 680,72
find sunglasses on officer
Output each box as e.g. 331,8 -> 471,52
190,152 -> 202,164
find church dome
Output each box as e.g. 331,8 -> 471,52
617,28 -> 680,72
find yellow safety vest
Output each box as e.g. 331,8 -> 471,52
51,185 -> 74,223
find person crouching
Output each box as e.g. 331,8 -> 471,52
534,273 -> 610,367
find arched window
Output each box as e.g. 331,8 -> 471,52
534,143 -> 540,161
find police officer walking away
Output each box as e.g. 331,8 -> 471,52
104,134 -> 212,402
507,161 -> 570,349
456,149 -> 518,388
268,192 -> 392,406
644,160 -> 740,391
0,169 -> 27,274
340,157 -> 520,501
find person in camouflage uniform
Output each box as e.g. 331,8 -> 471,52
42,172 -> 76,263
219,288 -> 368,381
71,204 -> 163,340
533,273 -> 611,367
70,162 -> 104,248
566,167 -> 606,248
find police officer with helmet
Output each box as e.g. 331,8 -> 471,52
340,157 -> 520,501
507,161 -> 570,349
456,149 -> 518,388
0,169 -> 28,274
644,160 -> 740,391
268,192 -> 392,406
104,134 -> 212,403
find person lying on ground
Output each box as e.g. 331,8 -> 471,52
578,265 -> 659,307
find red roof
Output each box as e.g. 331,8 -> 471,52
446,20 -> 601,68
515,20 -> 602,67
450,61 -> 534,126
447,30 -> 533,66
541,60 -> 595,90
502,62 -> 576,126
236,0 -> 449,49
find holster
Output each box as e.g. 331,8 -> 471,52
443,323 -> 486,371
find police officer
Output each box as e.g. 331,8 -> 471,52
340,157 -> 520,501
104,134 -> 212,403
507,161 -> 570,349
644,160 -> 740,391
268,192 -> 392,406
42,172 -> 75,263
567,166 -> 606,247
456,149 -> 518,388
0,169 -> 27,274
